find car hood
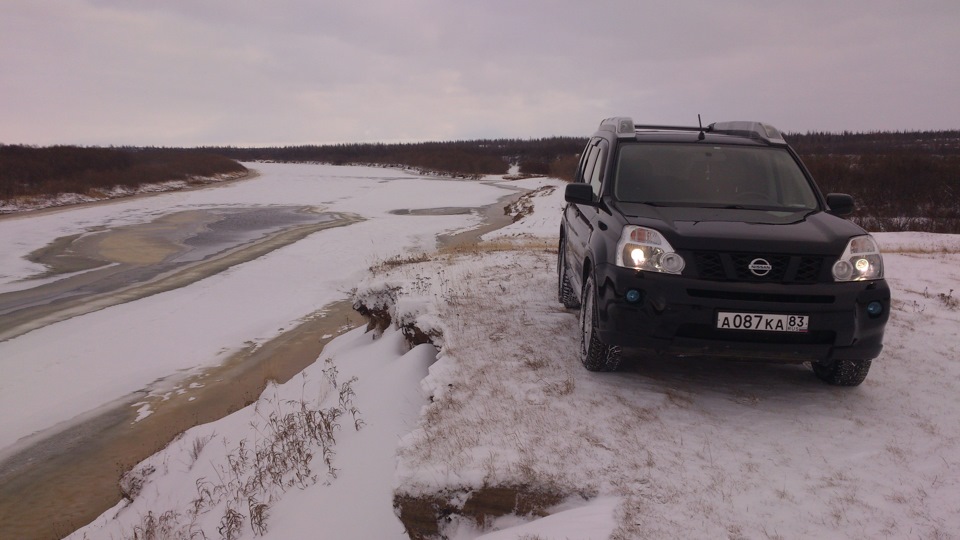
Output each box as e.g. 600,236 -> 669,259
613,202 -> 866,254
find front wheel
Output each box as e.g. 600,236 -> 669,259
579,274 -> 622,372
811,359 -> 872,386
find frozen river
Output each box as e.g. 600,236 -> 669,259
0,206 -> 351,341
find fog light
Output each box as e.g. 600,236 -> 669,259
625,289 -> 642,303
867,301 -> 883,317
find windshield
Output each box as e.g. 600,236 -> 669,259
614,143 -> 819,211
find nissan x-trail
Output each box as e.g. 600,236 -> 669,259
558,117 -> 889,386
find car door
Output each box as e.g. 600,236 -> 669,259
564,138 -> 607,293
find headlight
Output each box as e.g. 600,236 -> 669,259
615,226 -> 685,274
832,235 -> 883,281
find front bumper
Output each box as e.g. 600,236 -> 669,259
594,263 -> 890,363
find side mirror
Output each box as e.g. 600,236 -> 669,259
826,193 -> 855,216
565,183 -> 596,206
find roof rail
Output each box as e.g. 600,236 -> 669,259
598,117 -> 788,145
634,124 -> 703,132
708,121 -> 787,145
599,117 -> 636,138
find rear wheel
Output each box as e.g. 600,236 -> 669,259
812,359 -> 872,386
557,238 -> 580,309
579,274 -> 622,372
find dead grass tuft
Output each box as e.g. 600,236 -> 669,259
937,289 -> 958,310
439,237 -> 555,257
129,510 -> 185,540
115,362 -> 362,539
369,252 -> 433,274
120,465 -> 157,502
188,434 -> 215,467
887,245 -> 960,255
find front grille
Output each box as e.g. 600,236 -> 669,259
693,253 -> 725,280
689,251 -> 828,284
796,257 -> 824,282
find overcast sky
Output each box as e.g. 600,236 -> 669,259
2,1 -> 958,147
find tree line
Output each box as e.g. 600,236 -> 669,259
0,146 -> 247,200
789,131 -> 960,232
200,137 -> 587,179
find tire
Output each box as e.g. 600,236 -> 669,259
811,358 -> 872,386
579,274 -> 622,372
558,238 -> 580,309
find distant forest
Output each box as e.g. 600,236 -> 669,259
789,131 -> 960,232
3,130 -> 959,232
0,146 -> 246,200
201,138 -> 585,181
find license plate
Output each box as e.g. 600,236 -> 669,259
717,312 -> 808,333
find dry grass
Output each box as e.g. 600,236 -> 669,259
886,245 -> 960,255
128,510 -> 188,540
114,361 -> 362,539
904,287 -> 960,312
189,434 -> 215,466
369,252 -> 434,274
936,289 -> 958,310
438,237 -> 556,257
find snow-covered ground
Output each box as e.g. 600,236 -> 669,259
5,164 -> 959,539
0,172 -> 247,215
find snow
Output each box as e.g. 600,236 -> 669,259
69,325 -> 430,539
0,163 -> 510,457
471,497 -> 621,540
264,331 -> 433,539
0,174 -> 241,215
360,211 -> 960,539
4,164 -> 959,539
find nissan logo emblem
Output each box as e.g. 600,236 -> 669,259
748,258 -> 772,277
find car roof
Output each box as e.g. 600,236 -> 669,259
594,117 -> 789,147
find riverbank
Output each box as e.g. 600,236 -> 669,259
0,169 -> 254,217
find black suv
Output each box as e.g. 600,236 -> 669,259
558,117 -> 889,386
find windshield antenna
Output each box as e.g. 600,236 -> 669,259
697,114 -> 705,140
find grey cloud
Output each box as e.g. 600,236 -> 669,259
2,0 -> 958,146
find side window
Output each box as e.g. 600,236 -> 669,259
588,142 -> 608,196
579,141 -> 600,185
574,142 -> 593,183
